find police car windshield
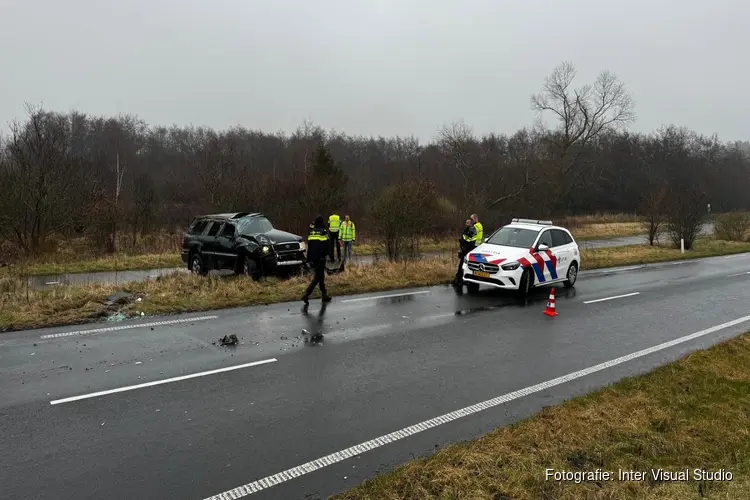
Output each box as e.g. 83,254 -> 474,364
236,216 -> 274,235
486,227 -> 539,248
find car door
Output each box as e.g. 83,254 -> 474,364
531,229 -> 555,284
550,229 -> 572,280
216,221 -> 239,269
202,220 -> 223,267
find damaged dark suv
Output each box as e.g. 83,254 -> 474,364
181,212 -> 307,280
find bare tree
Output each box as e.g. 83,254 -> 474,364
1,104 -> 79,254
531,61 -> 636,212
437,119 -> 476,210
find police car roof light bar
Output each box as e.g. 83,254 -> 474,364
511,218 -> 553,225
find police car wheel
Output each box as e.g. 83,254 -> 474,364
518,268 -> 533,297
564,262 -> 578,288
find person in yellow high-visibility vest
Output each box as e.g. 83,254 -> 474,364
328,213 -> 342,262
470,213 -> 484,246
339,215 -> 356,264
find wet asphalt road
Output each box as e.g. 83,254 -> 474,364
22,225 -> 714,289
2,249 -> 750,500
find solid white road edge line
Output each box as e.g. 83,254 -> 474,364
202,314 -> 750,500
728,271 -> 750,278
49,358 -> 277,405
583,292 -> 640,304
40,315 -> 219,339
340,290 -> 431,303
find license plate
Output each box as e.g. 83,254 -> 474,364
473,271 -> 490,278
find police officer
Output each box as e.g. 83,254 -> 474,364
454,218 -> 477,285
303,215 -> 334,304
328,212 -> 342,262
470,213 -> 484,246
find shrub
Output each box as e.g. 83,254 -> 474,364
714,211 -> 750,241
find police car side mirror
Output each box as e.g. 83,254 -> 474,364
537,243 -> 550,252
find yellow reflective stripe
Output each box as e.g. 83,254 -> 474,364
308,234 -> 328,241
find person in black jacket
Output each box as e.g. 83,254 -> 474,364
453,218 -> 477,285
303,215 -> 334,304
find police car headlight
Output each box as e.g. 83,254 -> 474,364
501,262 -> 520,271
261,246 -> 270,254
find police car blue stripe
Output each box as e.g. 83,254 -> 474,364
531,262 -> 545,282
545,260 -> 558,280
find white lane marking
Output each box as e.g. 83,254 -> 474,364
583,265 -> 643,274
40,315 -> 219,339
583,292 -> 640,304
202,314 -> 750,499
728,271 -> 750,278
45,281 -> 60,285
50,358 -> 277,405
340,290 -> 431,303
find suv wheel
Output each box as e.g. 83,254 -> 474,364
564,262 -> 578,288
190,253 -> 208,276
243,256 -> 262,281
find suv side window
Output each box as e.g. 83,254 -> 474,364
206,221 -> 222,237
189,219 -> 208,235
537,230 -> 553,248
220,223 -> 236,238
551,229 -> 568,247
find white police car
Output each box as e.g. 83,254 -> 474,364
460,218 -> 580,295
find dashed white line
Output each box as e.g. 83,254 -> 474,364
728,271 -> 750,278
583,292 -> 640,304
39,315 -> 219,339
50,358 -> 277,405
201,314 -> 750,499
581,265 -> 643,275
340,290 -> 431,303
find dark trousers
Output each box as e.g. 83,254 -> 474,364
456,251 -> 466,281
305,259 -> 328,298
329,231 -> 341,261
456,246 -> 474,281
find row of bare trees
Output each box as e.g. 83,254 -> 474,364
1,61 -> 749,260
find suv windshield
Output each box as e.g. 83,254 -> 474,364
486,226 -> 539,248
236,216 -> 274,235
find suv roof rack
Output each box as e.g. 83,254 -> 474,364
511,218 -> 553,225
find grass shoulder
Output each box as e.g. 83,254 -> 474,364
333,332 -> 750,499
1,222 -> 649,277
1,238 -> 748,332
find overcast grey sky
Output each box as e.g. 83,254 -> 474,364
1,0 -> 748,143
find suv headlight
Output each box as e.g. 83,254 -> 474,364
261,245 -> 270,254
501,262 -> 520,271
299,241 -> 306,251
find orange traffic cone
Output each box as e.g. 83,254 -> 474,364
544,288 -> 558,317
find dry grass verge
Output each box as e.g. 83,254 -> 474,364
573,222 -> 644,240
0,258 -> 456,331
2,223 -> 650,277
582,238 -> 750,269
2,238 -> 749,332
334,332 -> 750,500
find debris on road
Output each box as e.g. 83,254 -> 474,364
106,311 -> 127,322
219,334 -> 239,346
